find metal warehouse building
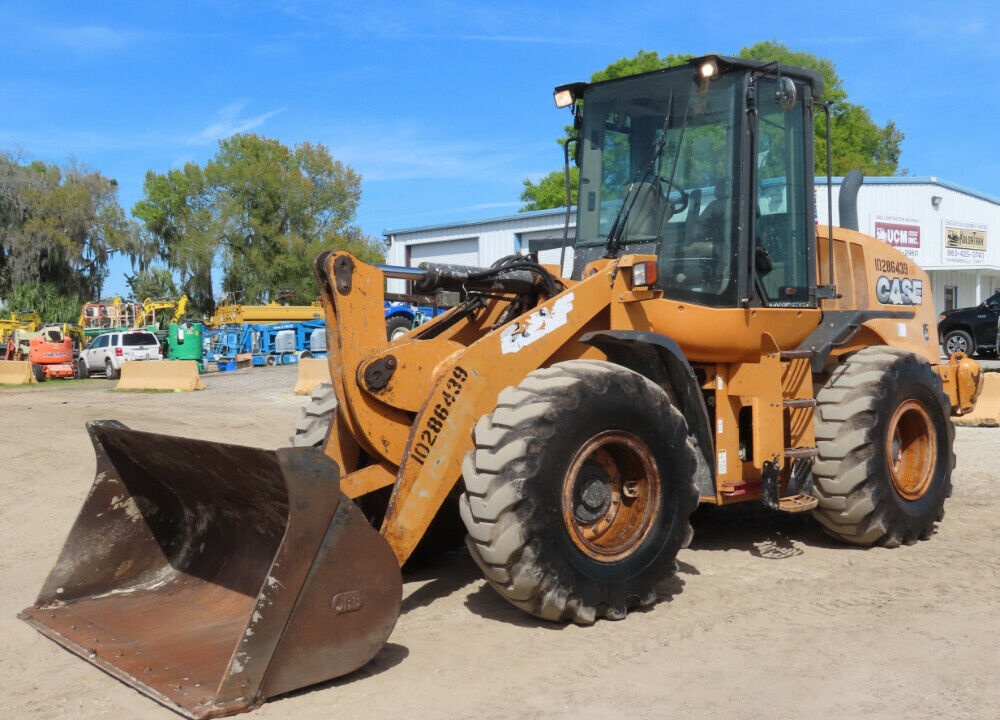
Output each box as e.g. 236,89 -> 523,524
384,177 -> 999,314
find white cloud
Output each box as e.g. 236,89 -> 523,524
43,24 -> 147,53
186,102 -> 286,146
328,124 -> 517,182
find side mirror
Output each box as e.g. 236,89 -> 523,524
775,76 -> 797,112
755,246 -> 773,275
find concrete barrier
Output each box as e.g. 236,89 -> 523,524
953,372 -> 1000,427
0,360 -> 35,385
116,360 -> 205,392
294,358 -> 331,396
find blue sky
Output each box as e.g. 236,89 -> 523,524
2,1 -> 998,297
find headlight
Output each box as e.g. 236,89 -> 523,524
631,261 -> 657,288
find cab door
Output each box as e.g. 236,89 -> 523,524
748,76 -> 816,308
92,334 -> 110,366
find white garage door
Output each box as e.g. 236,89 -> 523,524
409,238 -> 480,268
519,230 -> 575,278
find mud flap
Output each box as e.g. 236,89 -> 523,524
20,421 -> 402,719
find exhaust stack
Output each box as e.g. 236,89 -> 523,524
838,169 -> 864,231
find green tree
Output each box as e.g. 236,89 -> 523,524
4,281 -> 82,323
520,168 -> 579,212
0,152 -> 140,315
739,41 -> 904,176
132,163 -> 217,313
521,50 -> 692,212
126,266 -> 179,302
589,49 -> 693,82
134,135 -> 382,311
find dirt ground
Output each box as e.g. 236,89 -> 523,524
2,365 -> 998,720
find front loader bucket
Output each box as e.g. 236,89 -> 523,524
19,421 -> 402,718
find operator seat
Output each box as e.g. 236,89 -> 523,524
623,182 -> 668,240
698,178 -> 730,246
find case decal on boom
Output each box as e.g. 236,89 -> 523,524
500,293 -> 574,354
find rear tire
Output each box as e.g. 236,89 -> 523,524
77,359 -> 88,378
32,364 -> 46,382
461,360 -> 699,624
105,359 -> 118,380
812,347 -> 954,547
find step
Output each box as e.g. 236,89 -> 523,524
784,446 -> 819,459
779,349 -> 813,360
782,398 -> 817,409
777,493 -> 819,513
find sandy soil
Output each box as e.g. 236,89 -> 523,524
1,366 -> 998,720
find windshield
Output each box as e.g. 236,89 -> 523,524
573,70 -> 740,305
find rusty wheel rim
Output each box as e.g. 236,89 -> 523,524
561,430 -> 660,562
885,399 -> 937,501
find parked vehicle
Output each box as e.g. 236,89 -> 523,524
4,326 -> 76,381
77,330 -> 162,379
937,290 -> 1000,356
384,300 -> 449,340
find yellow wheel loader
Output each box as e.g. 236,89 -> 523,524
21,55 -> 982,717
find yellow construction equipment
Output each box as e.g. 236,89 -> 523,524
204,293 -> 324,327
135,294 -> 189,329
0,310 -> 41,345
22,55 -> 982,718
115,360 -> 205,391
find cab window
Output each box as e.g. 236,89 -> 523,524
754,78 -> 811,306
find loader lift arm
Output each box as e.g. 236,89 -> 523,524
314,249 -> 611,566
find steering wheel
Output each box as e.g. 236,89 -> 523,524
665,187 -> 688,215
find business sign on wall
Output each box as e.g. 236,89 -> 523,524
872,214 -> 920,259
943,220 -> 988,266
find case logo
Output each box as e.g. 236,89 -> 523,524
875,275 -> 922,305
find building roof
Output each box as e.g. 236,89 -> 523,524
384,177 -> 999,238
817,176 -> 1000,206
383,206 -> 575,238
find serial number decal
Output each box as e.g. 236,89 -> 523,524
412,366 -> 469,465
872,257 -> 910,276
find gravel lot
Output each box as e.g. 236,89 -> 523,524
2,364 -> 998,719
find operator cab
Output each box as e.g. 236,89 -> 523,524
559,55 -> 823,308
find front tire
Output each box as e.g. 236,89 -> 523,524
812,347 -> 954,547
460,360 -> 699,624
943,329 -> 973,356
291,382 -> 337,448
290,382 -> 464,568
